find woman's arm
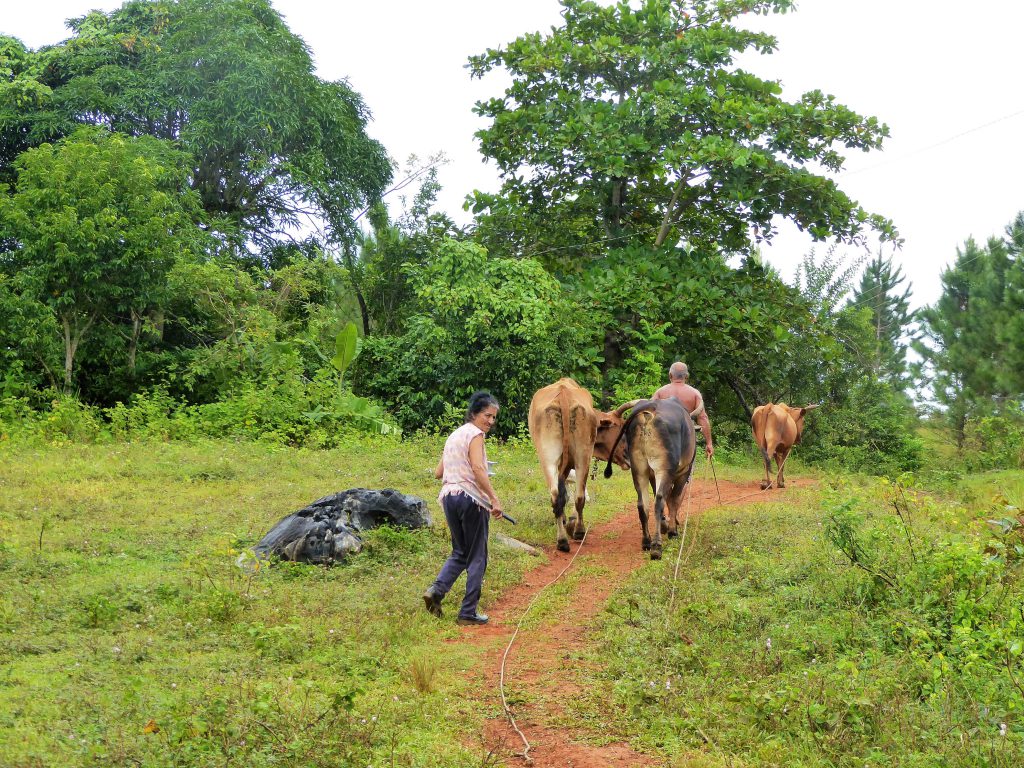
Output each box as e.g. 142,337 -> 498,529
468,434 -> 502,516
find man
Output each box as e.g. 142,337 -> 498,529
652,362 -> 714,459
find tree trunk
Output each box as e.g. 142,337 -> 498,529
725,375 -> 754,421
60,311 -> 95,393
128,310 -> 143,374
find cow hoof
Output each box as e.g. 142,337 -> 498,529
760,481 -> 770,490
572,526 -> 586,541
565,516 -> 577,538
641,539 -> 651,551
557,539 -> 571,553
660,521 -> 669,535
778,481 -> 786,488
667,529 -> 678,539
650,547 -> 663,561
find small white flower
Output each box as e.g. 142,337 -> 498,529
111,645 -> 122,654
371,716 -> 377,722
665,680 -> 671,690
1000,722 -> 1008,737
765,638 -> 772,651
171,683 -> 177,689
392,695 -> 399,702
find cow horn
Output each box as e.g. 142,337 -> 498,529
802,403 -> 820,411
612,399 -> 641,418
690,394 -> 705,420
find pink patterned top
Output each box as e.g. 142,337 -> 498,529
438,422 -> 489,507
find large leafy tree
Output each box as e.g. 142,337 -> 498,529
0,0 -> 391,258
468,0 -> 896,269
0,128 -> 205,391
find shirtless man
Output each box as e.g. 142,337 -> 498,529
652,361 -> 714,459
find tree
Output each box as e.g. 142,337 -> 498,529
0,128 -> 205,390
0,0 -> 392,260
352,239 -> 582,434
849,250 -> 916,389
468,0 -> 896,269
916,230 -> 1017,445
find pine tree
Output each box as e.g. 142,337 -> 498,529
849,251 -> 915,389
917,225 -> 1019,445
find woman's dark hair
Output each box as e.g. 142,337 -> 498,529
466,390 -> 500,422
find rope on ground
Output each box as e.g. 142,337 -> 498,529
499,519 -> 590,764
668,457 -> 711,614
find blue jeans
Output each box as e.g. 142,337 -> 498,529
432,492 -> 489,619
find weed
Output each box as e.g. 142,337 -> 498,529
408,655 -> 438,694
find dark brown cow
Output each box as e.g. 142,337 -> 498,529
750,403 -> 818,490
603,397 -> 702,560
528,378 -> 629,551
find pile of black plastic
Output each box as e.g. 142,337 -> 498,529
253,488 -> 431,565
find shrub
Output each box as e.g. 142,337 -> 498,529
802,377 -> 923,475
352,239 -> 583,436
962,408 -> 1024,470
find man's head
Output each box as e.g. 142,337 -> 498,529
668,361 -> 689,382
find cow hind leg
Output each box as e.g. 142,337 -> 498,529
759,447 -> 772,490
636,480 -> 653,552
777,447 -> 790,488
650,489 -> 666,560
553,477 -> 571,551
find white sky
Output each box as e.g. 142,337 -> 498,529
4,1 -> 1023,309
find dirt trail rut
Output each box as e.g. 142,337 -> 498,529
456,477 -> 798,768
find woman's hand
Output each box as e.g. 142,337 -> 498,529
489,498 -> 504,519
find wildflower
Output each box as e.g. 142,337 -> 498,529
765,638 -> 772,651
1000,723 -> 1008,737
112,645 -> 122,654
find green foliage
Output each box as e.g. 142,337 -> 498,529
917,213 -> 1024,444
959,408 -> 1024,471
802,376 -> 923,475
0,127 -> 205,390
352,239 -> 582,434
850,249 -> 916,388
469,0 -> 895,268
0,0 -> 391,258
592,477 -> 1024,765
330,322 -> 358,386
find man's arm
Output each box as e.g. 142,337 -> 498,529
698,409 -> 713,458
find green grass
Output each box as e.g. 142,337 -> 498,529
4,433 -> 1020,767
0,434 -> 646,767
584,474 -> 1024,767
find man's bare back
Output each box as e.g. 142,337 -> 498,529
652,371 -> 713,458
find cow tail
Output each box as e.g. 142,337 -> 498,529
559,390 -> 571,475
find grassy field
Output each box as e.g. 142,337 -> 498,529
585,474 -> 1024,766
0,434 -> 643,767
1,435 -> 1022,766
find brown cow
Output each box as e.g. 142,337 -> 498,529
529,378 -> 629,552
750,403 -> 819,490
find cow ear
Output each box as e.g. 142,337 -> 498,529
598,416 -> 615,427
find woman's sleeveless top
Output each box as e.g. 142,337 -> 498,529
438,422 -> 488,507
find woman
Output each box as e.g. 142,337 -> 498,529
423,391 -> 503,625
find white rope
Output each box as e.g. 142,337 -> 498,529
499,522 -> 590,764
668,458 -> 710,613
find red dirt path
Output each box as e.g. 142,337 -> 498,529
456,476 -> 808,768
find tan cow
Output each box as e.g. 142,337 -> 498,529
750,403 -> 818,490
529,378 -> 629,552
